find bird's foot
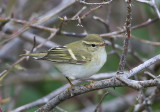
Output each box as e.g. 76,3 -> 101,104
67,83 -> 74,91
65,77 -> 74,91
89,80 -> 95,84
67,83 -> 75,96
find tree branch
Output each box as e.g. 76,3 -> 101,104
35,53 -> 160,112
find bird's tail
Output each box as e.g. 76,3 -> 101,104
21,53 -> 47,59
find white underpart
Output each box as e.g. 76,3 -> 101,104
55,47 -> 107,79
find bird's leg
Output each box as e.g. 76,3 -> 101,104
65,77 -> 74,90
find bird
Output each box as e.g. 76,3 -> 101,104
22,34 -> 107,88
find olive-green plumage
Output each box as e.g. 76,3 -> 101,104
22,34 -> 107,80
23,34 -> 105,64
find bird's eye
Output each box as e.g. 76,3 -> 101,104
91,44 -> 96,47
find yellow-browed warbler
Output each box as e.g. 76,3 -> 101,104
23,34 -> 107,87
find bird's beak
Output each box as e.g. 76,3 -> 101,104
100,43 -> 107,46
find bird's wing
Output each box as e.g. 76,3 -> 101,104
40,46 -> 91,64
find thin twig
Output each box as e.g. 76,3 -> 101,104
81,5 -> 104,19
117,0 -> 132,73
34,30 -> 58,51
72,6 -> 87,19
136,0 -> 160,18
93,16 -> 110,32
144,71 -> 157,79
0,57 -> 26,81
94,92 -> 109,112
79,0 -> 112,5
131,35 -> 160,46
60,17 -> 159,41
0,18 -> 38,46
0,31 -> 58,80
55,106 -> 68,112
0,17 -> 57,33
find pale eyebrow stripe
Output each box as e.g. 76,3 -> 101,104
68,49 -> 77,60
82,40 -> 101,45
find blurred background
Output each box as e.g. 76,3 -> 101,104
0,0 -> 160,112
